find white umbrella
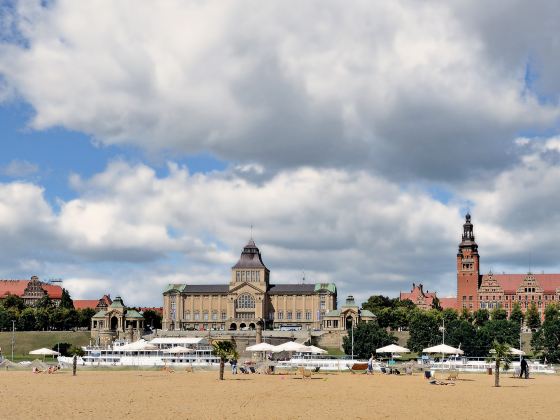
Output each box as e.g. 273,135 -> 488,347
302,345 -> 327,354
272,341 -> 309,353
422,344 -> 464,355
246,343 -> 276,352
29,348 -> 60,356
376,344 -> 410,354
162,346 -> 194,354
490,347 -> 525,356
118,339 -> 158,351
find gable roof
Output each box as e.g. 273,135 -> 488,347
0,279 -> 62,299
268,284 -> 316,295
483,274 -> 560,294
73,300 -> 99,310
439,297 -> 457,310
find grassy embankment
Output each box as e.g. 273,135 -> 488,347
0,331 -> 90,361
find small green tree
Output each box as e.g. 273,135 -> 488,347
59,288 -> 74,309
35,294 -> 54,309
489,341 -> 511,387
473,309 -> 490,326
53,343 -> 73,357
533,304 -> 560,362
491,308 -> 508,321
2,294 -> 25,311
407,310 -> 442,352
459,307 -> 474,323
342,321 -> 397,358
526,303 -> 541,331
212,340 -> 238,380
509,303 -> 524,325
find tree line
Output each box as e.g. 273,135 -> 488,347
344,294 -> 560,362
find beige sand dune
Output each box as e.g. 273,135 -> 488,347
0,370 -> 558,419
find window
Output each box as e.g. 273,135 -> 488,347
194,311 -> 200,321
305,311 -> 311,320
212,312 -> 218,321
236,294 -> 256,309
184,311 -> 191,320
469,296 -> 473,301
278,311 -> 283,320
327,320 -> 332,327
221,312 -> 227,320
236,272 -> 241,282
287,311 -> 292,320
256,271 -> 260,281
203,312 -> 209,321
320,301 -> 326,310
296,311 -> 302,320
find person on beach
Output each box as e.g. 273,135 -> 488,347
230,358 -> 238,374
520,357 -> 528,379
367,354 -> 374,375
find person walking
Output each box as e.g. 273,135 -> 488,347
230,358 -> 238,375
367,354 -> 374,375
520,357 -> 528,379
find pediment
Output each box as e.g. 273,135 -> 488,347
229,282 -> 265,294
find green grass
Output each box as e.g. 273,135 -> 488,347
0,331 -> 91,359
325,347 -> 345,356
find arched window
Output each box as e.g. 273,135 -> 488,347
236,293 -> 255,309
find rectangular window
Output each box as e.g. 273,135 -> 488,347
221,312 -> 227,320
203,312 -> 209,321
212,312 -> 218,321
333,320 -> 338,328
296,311 -> 302,320
305,311 -> 311,320
469,296 -> 473,301
185,311 -> 191,320
327,320 -> 331,327
256,271 -> 260,281
236,272 -> 241,282
278,311 -> 283,320
194,312 -> 200,321
287,311 -> 292,320
320,301 -> 326,310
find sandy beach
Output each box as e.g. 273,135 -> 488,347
0,369 -> 558,419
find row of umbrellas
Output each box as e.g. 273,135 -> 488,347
376,343 -> 525,356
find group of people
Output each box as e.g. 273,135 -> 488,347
32,366 -> 59,374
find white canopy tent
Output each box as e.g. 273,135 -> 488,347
376,344 -> 410,354
272,341 -> 309,353
302,345 -> 327,354
246,343 -> 277,352
490,347 -> 525,356
422,344 -> 464,355
29,348 -> 60,361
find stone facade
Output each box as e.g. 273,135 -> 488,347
162,239 -> 337,331
91,296 -> 145,346
322,295 -> 375,331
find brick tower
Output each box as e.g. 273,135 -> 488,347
457,213 -> 480,311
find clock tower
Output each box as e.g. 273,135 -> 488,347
457,213 -> 480,311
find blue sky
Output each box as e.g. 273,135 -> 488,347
1,1 -> 560,306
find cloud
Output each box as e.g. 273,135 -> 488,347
1,159 -> 39,177
0,1 -> 558,182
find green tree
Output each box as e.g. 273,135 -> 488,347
491,308 -> 508,321
526,302 -> 541,331
59,288 -> 74,309
35,308 -> 50,330
445,319 -> 478,356
389,307 -> 410,330
53,342 -> 73,356
442,308 -> 458,324
393,299 -> 416,310
480,320 -> 520,349
142,309 -> 163,330
407,310 -> 442,352
361,295 -> 393,314
78,308 -> 96,329
35,295 -> 54,309
2,294 -> 25,311
488,341 -> 511,387
18,308 -> 36,331
509,303 -> 524,324
473,309 -> 490,326
459,308 -> 474,323
532,304 -> 560,362
342,321 -> 397,358
212,340 -> 238,380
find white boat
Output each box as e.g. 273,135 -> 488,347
58,337 -> 221,368
426,357 -> 556,374
275,354 -> 383,372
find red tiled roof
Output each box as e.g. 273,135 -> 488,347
139,307 -> 163,315
0,280 -> 62,299
73,300 -> 100,310
439,297 -> 457,310
483,274 -> 560,294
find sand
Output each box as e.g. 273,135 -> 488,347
0,369 -> 558,419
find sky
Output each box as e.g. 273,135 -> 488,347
1,0 -> 560,306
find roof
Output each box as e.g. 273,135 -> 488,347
439,297 -> 458,310
73,300 -> 99,310
109,296 -> 125,308
125,309 -> 144,319
139,307 -> 163,315
482,274 -> 560,294
164,284 -> 229,294
232,239 -> 268,270
268,284 -> 316,295
0,279 -> 62,299
92,310 -> 107,318
149,337 -> 207,345
314,283 -> 337,294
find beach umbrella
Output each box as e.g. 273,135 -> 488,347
162,346 -> 194,354
272,341 -> 308,353
301,345 -> 327,354
29,348 -> 60,361
246,343 -> 276,352
490,347 -> 525,356
422,344 -> 464,355
376,344 -> 410,354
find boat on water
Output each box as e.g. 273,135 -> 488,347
426,357 -> 556,374
275,354 -> 382,372
58,337 -> 221,368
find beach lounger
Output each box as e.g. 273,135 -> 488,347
447,371 -> 458,381
429,379 -> 455,386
